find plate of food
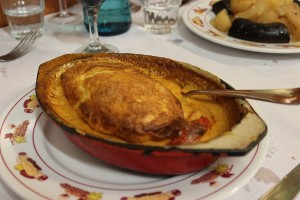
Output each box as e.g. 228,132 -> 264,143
0,53 -> 268,199
182,0 -> 300,53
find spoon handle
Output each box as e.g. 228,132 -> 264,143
182,88 -> 300,105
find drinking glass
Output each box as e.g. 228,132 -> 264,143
77,0 -> 118,53
48,0 -> 82,25
0,0 -> 45,39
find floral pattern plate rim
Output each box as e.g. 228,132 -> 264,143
0,85 -> 269,200
182,0 -> 300,54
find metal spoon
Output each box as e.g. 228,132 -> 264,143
182,87 -> 300,105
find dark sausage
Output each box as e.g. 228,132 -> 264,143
228,18 -> 290,43
212,0 -> 232,15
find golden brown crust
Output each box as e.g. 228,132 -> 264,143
36,53 -> 243,145
60,60 -> 185,143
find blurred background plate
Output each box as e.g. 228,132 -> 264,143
182,0 -> 300,54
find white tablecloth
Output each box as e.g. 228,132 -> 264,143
0,2 -> 299,200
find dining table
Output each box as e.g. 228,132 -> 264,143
0,1 -> 299,200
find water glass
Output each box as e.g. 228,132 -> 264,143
0,0 -> 45,39
141,0 -> 182,34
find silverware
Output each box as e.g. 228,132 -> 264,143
182,87 -> 300,105
0,28 -> 41,62
260,164 -> 300,200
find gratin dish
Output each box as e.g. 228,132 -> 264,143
36,53 -> 267,175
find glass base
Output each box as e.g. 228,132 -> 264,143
74,43 -> 119,54
83,22 -> 131,36
47,12 -> 82,25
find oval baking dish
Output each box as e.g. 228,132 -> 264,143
36,53 -> 267,175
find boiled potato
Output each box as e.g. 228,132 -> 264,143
281,3 -> 300,41
270,0 -> 293,9
281,4 -> 300,31
257,10 -> 284,23
291,29 -> 300,42
211,9 -> 232,32
230,0 -> 257,13
236,0 -> 273,21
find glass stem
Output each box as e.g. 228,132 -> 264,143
84,5 -> 103,51
59,0 -> 69,18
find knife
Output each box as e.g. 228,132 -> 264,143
260,163 -> 300,200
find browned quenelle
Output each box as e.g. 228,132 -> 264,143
60,61 -> 185,143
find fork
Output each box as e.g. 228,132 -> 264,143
0,28 -> 41,62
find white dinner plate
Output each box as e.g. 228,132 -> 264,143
0,85 -> 268,200
182,0 -> 300,54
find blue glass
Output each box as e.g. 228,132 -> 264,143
84,0 -> 132,36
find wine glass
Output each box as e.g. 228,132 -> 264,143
47,0 -> 82,25
77,0 -> 118,53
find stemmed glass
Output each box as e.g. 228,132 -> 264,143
77,0 -> 118,53
48,0 -> 82,25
